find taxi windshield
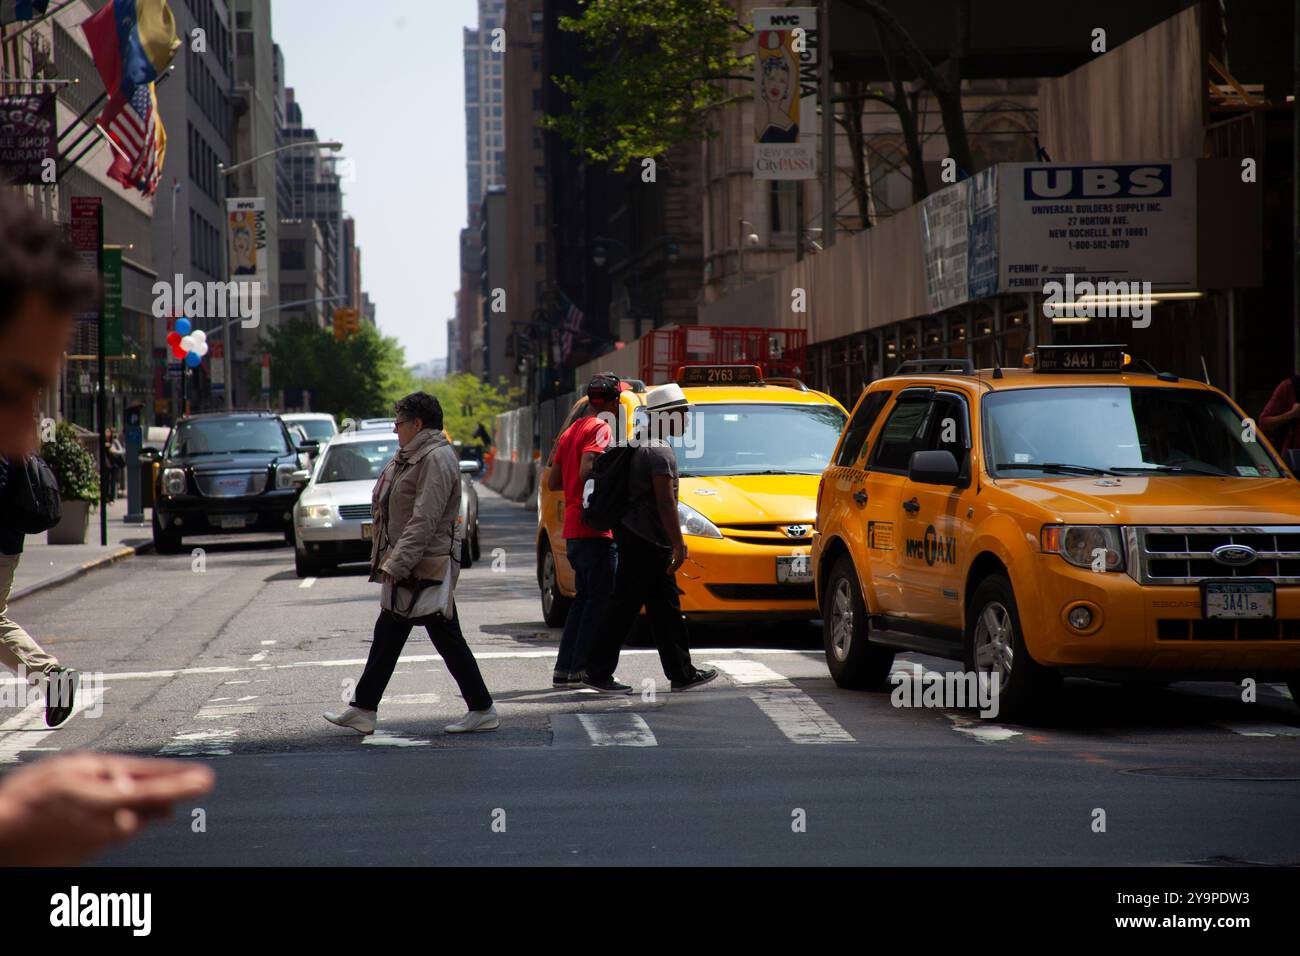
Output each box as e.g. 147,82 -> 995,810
983,386 -> 1280,479
670,403 -> 847,477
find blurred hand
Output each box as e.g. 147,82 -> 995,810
0,753 -> 214,866
669,541 -> 688,573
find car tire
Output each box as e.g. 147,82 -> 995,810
822,555 -> 895,689
285,525 -> 296,547
471,524 -> 481,562
294,550 -> 321,578
1287,676 -> 1300,713
964,573 -> 1059,721
460,535 -> 473,570
151,511 -> 182,555
539,541 -> 571,627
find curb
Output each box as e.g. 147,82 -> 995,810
10,541 -> 156,603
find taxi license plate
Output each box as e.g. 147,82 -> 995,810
361,523 -> 373,540
1203,581 -> 1274,619
776,555 -> 812,584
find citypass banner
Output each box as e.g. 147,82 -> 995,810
226,197 -> 268,286
0,92 -> 56,185
752,6 -> 818,181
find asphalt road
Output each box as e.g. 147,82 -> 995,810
3,485 -> 1298,866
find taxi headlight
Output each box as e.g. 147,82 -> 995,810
1041,525 -> 1125,571
678,501 -> 722,539
162,467 -> 187,497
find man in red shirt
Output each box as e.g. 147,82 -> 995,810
1260,374 -> 1300,455
545,373 -> 621,686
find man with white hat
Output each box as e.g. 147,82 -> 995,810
582,383 -> 717,694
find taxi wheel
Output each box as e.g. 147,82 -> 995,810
1287,677 -> 1300,712
823,556 -> 894,689
965,574 -> 1059,720
460,535 -> 474,570
540,544 -> 571,627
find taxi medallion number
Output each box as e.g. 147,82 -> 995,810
1203,581 -> 1274,619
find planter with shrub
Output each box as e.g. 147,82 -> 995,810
40,422 -> 100,545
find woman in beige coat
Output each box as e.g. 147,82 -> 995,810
324,393 -> 497,735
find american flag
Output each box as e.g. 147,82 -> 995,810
558,292 -> 585,363
100,83 -> 167,197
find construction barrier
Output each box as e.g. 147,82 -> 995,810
502,406 -> 534,501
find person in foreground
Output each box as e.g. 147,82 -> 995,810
324,392 -> 498,736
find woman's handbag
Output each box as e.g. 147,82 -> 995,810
380,523 -> 464,621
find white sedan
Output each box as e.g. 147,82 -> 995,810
293,430 -> 481,577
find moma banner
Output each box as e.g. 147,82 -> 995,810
752,6 -> 818,181
226,197 -> 268,285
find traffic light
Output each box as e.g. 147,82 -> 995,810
332,307 -> 360,340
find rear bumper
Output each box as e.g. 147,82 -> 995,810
1020,555 -> 1300,674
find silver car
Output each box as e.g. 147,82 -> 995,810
293,430 -> 481,577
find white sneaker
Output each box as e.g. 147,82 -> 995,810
445,705 -> 500,734
323,706 -> 376,735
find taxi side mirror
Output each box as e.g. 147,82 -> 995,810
908,450 -> 961,486
1286,449 -> 1300,478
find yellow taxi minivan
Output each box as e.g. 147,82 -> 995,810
537,365 -> 847,628
811,344 -> 1300,717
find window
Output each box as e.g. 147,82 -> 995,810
834,390 -> 890,466
869,391 -> 932,472
769,180 -> 797,235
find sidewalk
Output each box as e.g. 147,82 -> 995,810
8,498 -> 154,601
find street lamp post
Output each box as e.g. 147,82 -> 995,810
217,140 -> 343,410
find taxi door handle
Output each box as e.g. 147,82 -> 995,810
903,497 -> 920,515
852,489 -> 868,506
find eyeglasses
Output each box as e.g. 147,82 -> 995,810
394,418 -> 412,427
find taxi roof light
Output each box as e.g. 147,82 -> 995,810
675,364 -> 764,386
1030,344 -> 1131,373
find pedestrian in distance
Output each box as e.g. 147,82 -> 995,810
1259,371 -> 1300,457
545,372 -> 622,687
324,392 -> 498,736
581,383 -> 717,695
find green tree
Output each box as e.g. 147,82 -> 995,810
413,373 -> 524,446
256,318 -> 416,421
541,0 -> 753,170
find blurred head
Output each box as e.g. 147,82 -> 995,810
0,190 -> 98,457
392,391 -> 443,449
585,371 -> 621,414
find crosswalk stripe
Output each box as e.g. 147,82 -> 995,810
577,713 -> 657,746
0,683 -> 107,765
709,659 -> 855,744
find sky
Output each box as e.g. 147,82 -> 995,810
272,0 -> 477,366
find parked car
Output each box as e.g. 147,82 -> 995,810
141,411 -> 316,554
281,412 -> 338,446
293,429 -> 482,577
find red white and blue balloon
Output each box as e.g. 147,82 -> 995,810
166,319 -> 209,369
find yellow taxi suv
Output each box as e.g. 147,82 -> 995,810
811,344 -> 1300,719
537,365 -> 847,628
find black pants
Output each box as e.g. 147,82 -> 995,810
585,527 -> 695,684
352,604 -> 492,712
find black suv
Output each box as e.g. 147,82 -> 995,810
141,411 -> 315,553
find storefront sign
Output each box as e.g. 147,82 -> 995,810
0,92 -> 56,185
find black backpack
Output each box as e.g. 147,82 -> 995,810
580,444 -> 637,532
1,455 -> 63,534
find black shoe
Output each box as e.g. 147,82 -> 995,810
45,667 -> 77,727
581,674 -> 633,695
553,669 -> 583,688
671,667 -> 718,691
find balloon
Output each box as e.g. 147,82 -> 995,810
180,335 -> 195,352
191,329 -> 207,345
166,331 -> 181,348
171,344 -> 186,361
195,341 -> 209,357
185,351 -> 202,368
175,318 -> 192,336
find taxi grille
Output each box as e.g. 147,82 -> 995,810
717,523 -> 813,547
338,504 -> 372,521
1129,526 -> 1300,585
1157,619 -> 1300,641
195,471 -> 267,498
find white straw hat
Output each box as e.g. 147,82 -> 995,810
644,383 -> 690,412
